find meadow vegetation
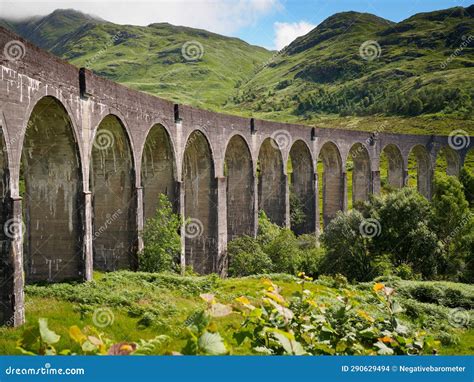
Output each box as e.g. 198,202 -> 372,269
1,169 -> 473,356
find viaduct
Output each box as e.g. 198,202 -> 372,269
0,27 -> 473,326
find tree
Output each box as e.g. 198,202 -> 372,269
459,167 -> 474,207
227,236 -> 273,277
320,210 -> 378,282
139,194 -> 182,273
432,173 -> 472,279
370,188 -> 441,278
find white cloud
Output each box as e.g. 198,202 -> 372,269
0,0 -> 281,36
273,21 -> 316,50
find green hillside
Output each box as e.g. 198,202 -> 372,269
225,6 -> 474,134
2,6 -> 473,134
3,9 -> 272,110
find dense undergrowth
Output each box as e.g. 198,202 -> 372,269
0,271 -> 472,355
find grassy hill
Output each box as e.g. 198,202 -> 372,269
3,9 -> 272,110
225,6 -> 474,134
0,271 -> 472,355
2,7 -> 473,134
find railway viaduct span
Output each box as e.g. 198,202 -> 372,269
0,27 -> 472,326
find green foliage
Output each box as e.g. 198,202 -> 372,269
5,9 -> 473,135
459,167 -> 474,207
227,236 -> 272,277
320,210 -> 378,282
256,211 -> 281,246
289,191 -> 307,233
17,318 -> 168,355
262,229 -> 302,274
394,264 -> 422,281
297,234 -> 325,278
371,188 -> 441,278
139,194 -> 181,273
233,279 -> 440,355
432,174 -> 473,279
3,272 -> 473,355
181,294 -> 231,355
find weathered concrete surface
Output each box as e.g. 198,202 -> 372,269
0,26 -> 473,326
22,97 -> 83,282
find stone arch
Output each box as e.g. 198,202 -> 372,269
288,140 -> 315,234
141,124 -> 177,221
21,96 -> 83,282
90,115 -> 136,272
182,130 -> 217,274
317,141 -> 343,227
464,148 -> 474,174
435,146 -> 460,177
463,148 -> 474,204
224,135 -> 255,241
381,144 -> 405,190
347,143 -> 371,208
0,114 -> 11,324
258,138 -> 286,226
408,145 -> 432,198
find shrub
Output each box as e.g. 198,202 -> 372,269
257,210 -> 281,246
371,188 -> 442,278
227,236 -> 273,277
394,264 -> 422,281
320,210 -> 378,282
234,279 -> 440,355
139,194 -> 181,273
263,229 -> 302,274
299,248 -> 324,278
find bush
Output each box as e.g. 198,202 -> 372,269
394,264 -> 422,281
320,210 -> 379,282
397,282 -> 474,310
299,248 -> 324,278
263,229 -> 302,274
139,194 -> 181,273
257,210 -> 281,246
227,236 -> 273,277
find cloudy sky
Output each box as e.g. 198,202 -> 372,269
0,0 -> 467,49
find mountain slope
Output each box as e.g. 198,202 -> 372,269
2,9 -> 272,109
225,6 -> 474,133
2,7 -> 473,134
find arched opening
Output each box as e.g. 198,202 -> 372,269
407,145 -> 431,198
183,131 -> 217,274
258,138 -> 286,226
380,144 -> 404,192
462,149 -> 474,204
465,149 -> 474,174
347,143 -> 371,209
91,115 -> 136,272
288,140 -> 315,235
141,124 -> 176,221
21,97 -> 82,282
0,124 -> 10,324
224,135 -> 254,241
435,146 -> 460,177
317,142 -> 343,227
